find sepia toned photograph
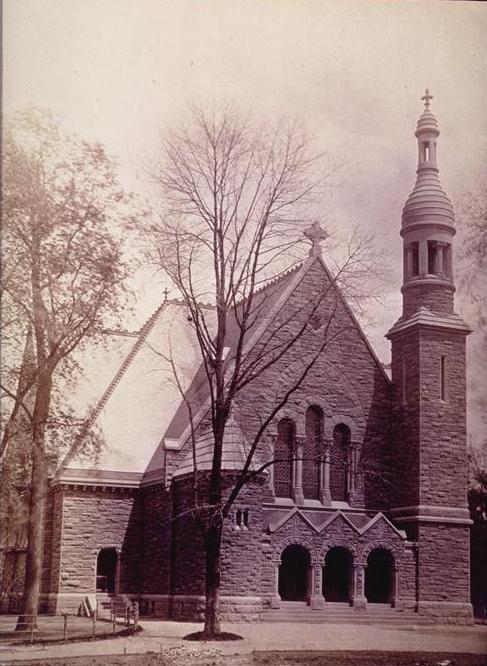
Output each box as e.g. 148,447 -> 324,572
1,1 -> 486,664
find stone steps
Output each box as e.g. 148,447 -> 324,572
260,603 -> 431,625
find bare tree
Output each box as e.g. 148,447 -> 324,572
1,107 -> 134,630
147,104 -> 382,637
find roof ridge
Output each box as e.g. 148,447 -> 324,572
235,261 -> 303,306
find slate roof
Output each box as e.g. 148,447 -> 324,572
59,300 -> 204,478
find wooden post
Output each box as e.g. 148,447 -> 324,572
92,609 -> 96,639
133,602 -> 139,631
30,620 -> 35,644
63,614 -> 68,643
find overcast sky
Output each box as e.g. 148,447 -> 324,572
4,0 -> 487,439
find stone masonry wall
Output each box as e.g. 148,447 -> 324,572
417,522 -> 472,623
57,487 -> 141,608
233,260 -> 393,512
141,485 -> 172,599
390,329 -> 421,510
418,329 -> 468,507
402,283 -> 454,318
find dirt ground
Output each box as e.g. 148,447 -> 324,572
1,650 -> 485,666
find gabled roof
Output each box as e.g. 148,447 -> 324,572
59,300 -> 203,477
59,249 -> 391,482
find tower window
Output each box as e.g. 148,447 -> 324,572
411,242 -> 419,276
423,141 -> 430,161
428,241 -> 438,275
440,356 -> 447,402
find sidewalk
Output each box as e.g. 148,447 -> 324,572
1,619 -> 486,662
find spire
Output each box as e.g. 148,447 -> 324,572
399,91 -> 456,317
402,90 -> 454,232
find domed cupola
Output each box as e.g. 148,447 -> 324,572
400,90 -> 456,318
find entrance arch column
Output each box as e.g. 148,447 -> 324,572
352,564 -> 367,610
271,558 -> 281,608
391,566 -> 404,610
310,560 -> 325,609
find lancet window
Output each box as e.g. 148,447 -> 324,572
303,406 -> 323,500
274,418 -> 295,498
330,423 -> 350,501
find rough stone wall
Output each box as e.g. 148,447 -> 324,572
390,329 -> 421,509
418,329 -> 468,507
169,473 -> 267,594
232,260 -> 393,511
140,485 -> 172,597
402,283 -> 454,318
417,523 -> 470,602
219,480 -> 266,597
169,476 -> 206,597
58,487 -> 141,597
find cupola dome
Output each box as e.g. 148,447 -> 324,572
402,89 -> 454,233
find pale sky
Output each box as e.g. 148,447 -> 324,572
4,0 -> 487,443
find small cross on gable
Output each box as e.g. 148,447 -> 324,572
304,221 -> 329,257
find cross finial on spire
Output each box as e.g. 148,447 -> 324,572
421,88 -> 433,109
304,222 -> 328,257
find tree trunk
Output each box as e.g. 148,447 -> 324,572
203,522 -> 223,637
15,377 -> 51,632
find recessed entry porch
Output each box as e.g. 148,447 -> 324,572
275,543 -> 397,609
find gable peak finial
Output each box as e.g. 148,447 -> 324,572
303,221 -> 328,257
421,88 -> 433,109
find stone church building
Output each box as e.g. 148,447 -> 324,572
1,95 -> 473,624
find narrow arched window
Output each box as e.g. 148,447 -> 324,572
303,406 -> 323,500
274,419 -> 294,498
330,424 -> 350,501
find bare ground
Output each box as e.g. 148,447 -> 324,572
0,650 -> 485,666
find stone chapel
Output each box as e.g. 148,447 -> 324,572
1,94 -> 473,624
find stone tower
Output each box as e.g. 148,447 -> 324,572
386,91 -> 473,623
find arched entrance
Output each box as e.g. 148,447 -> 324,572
322,547 -> 353,602
278,545 -> 310,601
96,548 -> 118,593
365,548 -> 394,604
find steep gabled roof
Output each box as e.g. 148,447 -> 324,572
59,300 -> 203,477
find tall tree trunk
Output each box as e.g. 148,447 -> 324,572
203,522 -> 223,637
15,376 -> 51,632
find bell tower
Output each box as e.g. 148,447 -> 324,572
386,92 -> 473,624
401,89 -> 456,318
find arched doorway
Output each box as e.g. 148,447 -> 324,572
322,547 -> 353,602
278,545 -> 310,601
365,548 -> 394,604
96,548 -> 118,593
